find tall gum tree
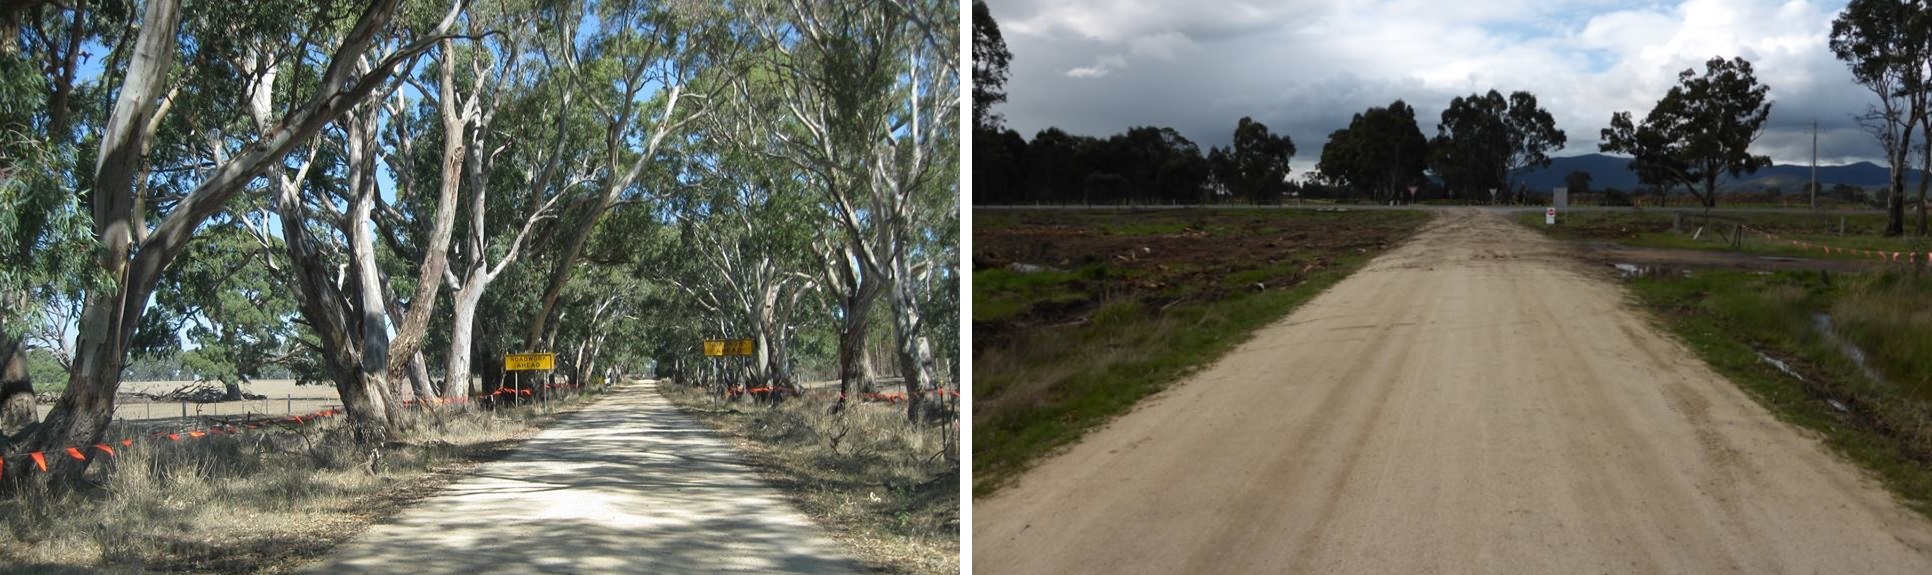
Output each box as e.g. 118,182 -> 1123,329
1601,57 -> 1772,210
22,0 -> 461,485
521,1 -> 731,353
1831,0 -> 1931,235
742,0 -> 957,420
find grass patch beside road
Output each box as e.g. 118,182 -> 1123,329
1523,210 -> 1926,261
0,391 -> 602,573
1627,269 -> 1932,518
658,382 -> 959,575
972,208 -> 1428,495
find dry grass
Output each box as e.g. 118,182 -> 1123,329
0,391 -> 602,574
657,382 -> 959,575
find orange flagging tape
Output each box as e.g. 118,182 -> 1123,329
95,444 -> 115,457
167,433 -> 181,441
64,447 -> 84,460
30,451 -> 46,472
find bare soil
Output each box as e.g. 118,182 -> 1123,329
973,209 -> 1416,347
973,209 -> 1932,574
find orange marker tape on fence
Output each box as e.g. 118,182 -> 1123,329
167,433 -> 181,441
95,444 -> 114,457
188,431 -> 206,439
121,438 -> 132,447
64,447 -> 85,460
30,452 -> 47,472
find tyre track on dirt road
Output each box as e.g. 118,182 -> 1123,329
974,208 -> 1932,574
302,384 -> 860,574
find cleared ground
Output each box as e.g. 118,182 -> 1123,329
302,381 -> 860,574
974,209 -> 1932,574
35,379 -> 341,424
973,208 -> 1427,491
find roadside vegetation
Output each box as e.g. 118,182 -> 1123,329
658,382 -> 958,575
1521,211 -> 1932,517
1625,269 -> 1932,517
972,208 -> 1428,494
1521,210 -> 1928,260
0,391 -> 601,573
3,0 -> 955,506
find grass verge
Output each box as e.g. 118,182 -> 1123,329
972,208 -> 1429,495
1622,269 -> 1932,518
657,382 -> 958,575
1520,210 -> 1928,261
0,390 -> 604,573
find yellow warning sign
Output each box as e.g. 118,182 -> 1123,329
504,353 -> 555,371
703,339 -> 754,357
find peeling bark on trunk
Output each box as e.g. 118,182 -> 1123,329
0,331 -> 36,442
385,38 -> 472,379
892,260 -> 938,423
27,0 -> 448,485
443,282 -> 485,399
25,0 -> 180,486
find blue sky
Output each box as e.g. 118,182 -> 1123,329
985,0 -> 1879,177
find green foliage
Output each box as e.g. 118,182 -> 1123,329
1428,89 -> 1565,202
971,0 -> 1012,132
1600,56 -> 1773,208
1214,116 -> 1296,204
148,222 -> 296,389
0,48 -> 103,341
1318,100 -> 1428,202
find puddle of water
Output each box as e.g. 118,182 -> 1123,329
1613,263 -> 1687,279
1813,314 -> 1889,389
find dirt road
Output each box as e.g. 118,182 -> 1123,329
974,209 -> 1932,574
302,383 -> 860,574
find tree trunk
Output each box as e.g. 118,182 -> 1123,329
407,352 -> 433,399
891,262 -> 938,423
23,0 -> 181,487
444,279 -> 485,399
1888,122 -> 1916,237
348,156 -> 399,436
0,331 -> 36,442
1918,118 -> 1929,237
837,303 -> 872,405
385,38 -> 469,378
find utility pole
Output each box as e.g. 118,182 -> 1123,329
1811,120 -> 1819,210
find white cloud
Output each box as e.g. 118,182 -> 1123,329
1065,55 -> 1128,79
987,0 -> 1879,166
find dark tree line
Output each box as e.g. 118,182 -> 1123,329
975,118 -> 1299,205
972,3 -> 1294,205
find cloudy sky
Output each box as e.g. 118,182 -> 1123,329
983,0 -> 1883,177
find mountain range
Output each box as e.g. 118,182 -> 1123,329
1514,153 -> 1927,193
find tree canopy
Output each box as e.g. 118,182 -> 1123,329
1601,56 -> 1773,209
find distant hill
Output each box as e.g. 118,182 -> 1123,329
1515,153 -> 1926,193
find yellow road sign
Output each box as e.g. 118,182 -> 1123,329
505,353 -> 555,371
703,339 -> 755,357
